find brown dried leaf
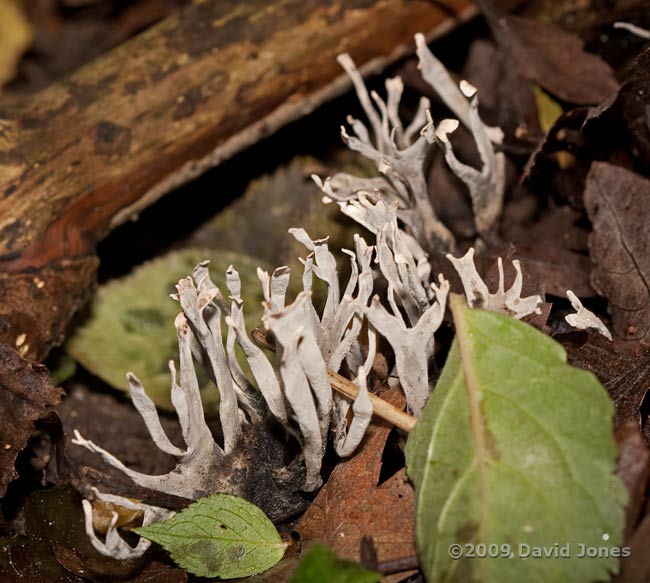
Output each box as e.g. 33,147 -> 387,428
503,204 -> 593,298
297,387 -> 415,568
584,162 -> 650,343
615,509 -> 650,583
521,107 -> 591,207
613,423 -> 650,583
585,48 -> 650,168
0,344 -> 63,497
615,422 -> 650,541
559,332 -> 650,433
478,1 -> 619,105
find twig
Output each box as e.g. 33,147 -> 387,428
252,327 -> 416,432
327,370 -> 415,433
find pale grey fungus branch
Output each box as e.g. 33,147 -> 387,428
565,290 -> 613,340
447,248 -> 543,319
72,313 -> 225,501
335,366 -> 374,458
613,22 -> 650,39
318,53 -> 456,252
415,34 -> 503,144
429,82 -> 506,244
75,32 -> 520,561
263,292 -> 331,491
82,489 -> 174,560
315,34 -> 508,253
360,274 -> 450,416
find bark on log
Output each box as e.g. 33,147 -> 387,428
0,0 -> 476,361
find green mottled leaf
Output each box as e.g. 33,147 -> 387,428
289,544 -> 381,583
135,493 -> 287,579
406,295 -> 626,583
66,248 -> 268,410
188,156 -> 367,301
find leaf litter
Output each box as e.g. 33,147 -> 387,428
4,3 -> 650,583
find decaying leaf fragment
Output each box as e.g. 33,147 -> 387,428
559,332 -> 650,436
0,344 -> 64,497
406,296 -> 626,583
477,1 -> 619,106
584,162 -> 650,344
298,388 -> 415,568
585,47 -> 650,168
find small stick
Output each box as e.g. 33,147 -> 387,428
252,327 -> 416,433
327,370 -> 415,432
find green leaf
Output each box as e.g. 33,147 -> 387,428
289,544 -> 381,583
66,248 -> 268,410
135,493 -> 287,579
406,295 -> 626,583
188,155 -> 367,302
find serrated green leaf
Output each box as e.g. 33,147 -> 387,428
289,544 -> 381,583
406,295 -> 626,583
135,493 -> 287,579
66,248 -> 268,410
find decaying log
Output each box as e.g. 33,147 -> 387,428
0,0 -> 476,362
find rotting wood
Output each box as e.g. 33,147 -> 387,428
0,0 -> 477,362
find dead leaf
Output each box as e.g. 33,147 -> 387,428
615,422 -> 650,541
0,344 -> 63,497
503,204 -> 594,298
558,332 -> 650,434
584,162 -> 650,343
0,485 -> 186,582
477,0 -> 619,105
615,509 -> 650,583
297,386 -> 415,569
585,47 -> 650,168
522,107 -> 591,207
